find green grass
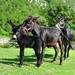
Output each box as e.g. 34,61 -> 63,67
0,47 -> 75,75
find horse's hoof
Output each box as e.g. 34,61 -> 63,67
19,64 -> 22,67
50,60 -> 54,63
36,60 -> 42,67
19,63 -> 24,67
50,59 -> 55,63
67,55 -> 69,58
59,63 -> 62,65
36,64 -> 41,67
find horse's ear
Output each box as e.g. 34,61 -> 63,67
7,20 -> 11,24
28,16 -> 33,20
57,16 -> 60,19
8,20 -> 16,28
34,16 -> 39,20
64,17 -> 72,22
9,20 -> 13,25
33,16 -> 39,22
58,16 -> 65,20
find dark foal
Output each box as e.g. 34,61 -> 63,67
22,16 -> 71,65
9,21 -> 42,67
66,28 -> 73,57
55,17 -> 73,59
62,28 -> 73,59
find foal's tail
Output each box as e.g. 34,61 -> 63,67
69,43 -> 73,49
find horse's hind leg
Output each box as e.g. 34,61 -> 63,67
19,46 -> 24,67
64,44 -> 67,60
51,46 -> 58,62
67,44 -> 70,58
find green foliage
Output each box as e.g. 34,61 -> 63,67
0,43 -> 12,48
0,27 -> 9,36
47,0 -> 75,27
0,0 -> 47,36
0,0 -> 75,36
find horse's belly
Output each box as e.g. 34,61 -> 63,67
47,40 -> 58,46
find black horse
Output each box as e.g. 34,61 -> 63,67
22,16 -> 72,65
9,18 -> 61,62
9,20 -> 43,67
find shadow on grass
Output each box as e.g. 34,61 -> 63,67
45,54 -> 53,58
0,54 -> 53,66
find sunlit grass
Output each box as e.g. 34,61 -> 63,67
0,47 -> 75,75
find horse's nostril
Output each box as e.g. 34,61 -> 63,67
61,24 -> 64,26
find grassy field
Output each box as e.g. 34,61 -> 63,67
0,47 -> 75,75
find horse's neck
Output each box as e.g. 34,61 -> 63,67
32,23 -> 40,36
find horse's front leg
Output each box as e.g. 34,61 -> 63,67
42,41 -> 46,58
34,47 -> 42,67
35,40 -> 44,67
38,41 -> 45,65
19,46 -> 24,67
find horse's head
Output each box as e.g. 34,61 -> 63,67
24,16 -> 39,32
8,20 -> 18,35
59,18 -> 65,28
8,20 -> 20,40
58,16 -> 71,29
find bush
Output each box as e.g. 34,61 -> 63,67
0,0 -> 47,36
0,0 -> 75,36
47,0 -> 75,28
0,43 -> 12,48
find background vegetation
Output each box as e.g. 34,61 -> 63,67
0,0 -> 75,36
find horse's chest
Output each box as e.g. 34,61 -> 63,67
20,37 -> 34,46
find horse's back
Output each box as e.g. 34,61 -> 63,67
41,26 -> 61,43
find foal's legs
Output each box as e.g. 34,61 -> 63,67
64,43 -> 70,59
64,44 -> 67,60
51,46 -> 58,62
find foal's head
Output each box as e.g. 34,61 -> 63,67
57,16 -> 71,29
58,17 -> 66,28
